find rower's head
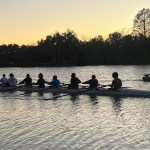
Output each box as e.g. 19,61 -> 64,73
53,75 -> 57,80
9,73 -> 14,77
26,74 -> 30,78
38,73 -> 43,79
92,75 -> 96,79
71,73 -> 76,78
112,72 -> 118,78
3,74 -> 6,77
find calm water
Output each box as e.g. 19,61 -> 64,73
0,66 -> 150,150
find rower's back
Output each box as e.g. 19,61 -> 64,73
25,74 -> 32,86
19,74 -> 32,86
111,72 -> 122,90
0,74 -> 7,84
50,75 -> 60,88
69,73 -> 81,89
37,73 -> 45,88
89,75 -> 98,88
6,73 -> 17,87
82,75 -> 98,88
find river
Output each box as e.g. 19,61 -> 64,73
0,65 -> 150,150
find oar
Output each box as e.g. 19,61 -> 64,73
101,84 -> 131,89
80,84 -> 107,89
60,83 -> 69,87
43,88 -> 93,100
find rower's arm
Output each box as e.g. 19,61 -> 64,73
45,81 -> 50,85
82,80 -> 90,84
19,79 -> 25,85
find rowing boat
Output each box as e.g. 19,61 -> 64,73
142,74 -> 150,81
0,86 -> 150,97
143,76 -> 150,81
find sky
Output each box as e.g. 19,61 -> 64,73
0,0 -> 150,45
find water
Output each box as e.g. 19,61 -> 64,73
0,65 -> 150,150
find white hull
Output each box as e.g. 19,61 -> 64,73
0,86 -> 150,97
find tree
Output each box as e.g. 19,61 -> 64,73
106,32 -> 122,44
133,8 -> 150,37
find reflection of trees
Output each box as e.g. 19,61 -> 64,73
1,8 -> 150,66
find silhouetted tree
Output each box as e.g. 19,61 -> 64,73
0,24 -> 150,66
133,8 -> 150,37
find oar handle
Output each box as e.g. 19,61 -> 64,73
101,85 -> 131,89
101,84 -> 110,87
61,83 -> 69,87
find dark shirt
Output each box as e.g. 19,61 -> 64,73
69,77 -> 81,89
37,78 -> 45,88
19,77 -> 32,86
111,78 -> 122,89
83,78 -> 98,88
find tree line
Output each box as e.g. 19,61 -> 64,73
0,8 -> 150,67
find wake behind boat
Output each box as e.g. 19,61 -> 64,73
0,86 -> 150,98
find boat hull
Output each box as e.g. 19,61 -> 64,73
0,86 -> 150,97
143,77 -> 150,81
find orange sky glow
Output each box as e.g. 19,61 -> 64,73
0,0 -> 150,45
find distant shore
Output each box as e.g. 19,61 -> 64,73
0,62 -> 150,67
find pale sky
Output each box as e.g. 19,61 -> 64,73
0,0 -> 150,45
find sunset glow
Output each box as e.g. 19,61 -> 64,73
0,0 -> 150,45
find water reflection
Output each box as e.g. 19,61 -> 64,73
88,95 -> 99,105
111,96 -> 123,116
0,66 -> 150,150
69,94 -> 79,101
37,91 -> 44,97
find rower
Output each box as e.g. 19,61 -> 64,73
45,75 -> 60,88
82,75 -> 99,89
0,74 -> 7,86
19,74 -> 32,87
109,72 -> 122,90
36,73 -> 45,88
68,73 -> 81,89
5,73 -> 17,87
